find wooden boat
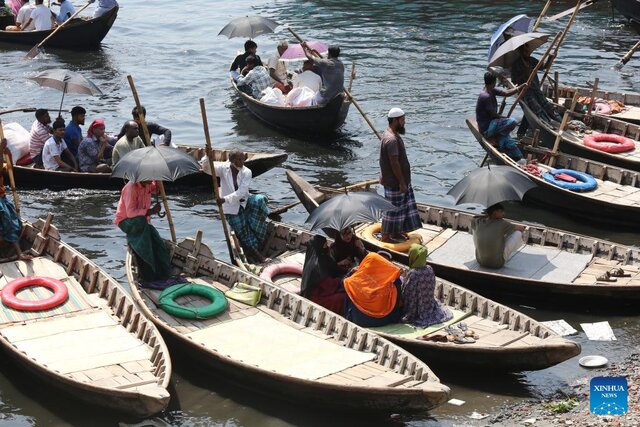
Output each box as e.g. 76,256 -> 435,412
518,97 -> 640,171
467,118 -> 640,230
127,232 -> 450,413
0,7 -> 117,49
229,221 -> 581,372
230,75 -> 351,136
612,0 -> 640,26
0,215 -> 171,417
6,146 -> 287,191
286,170 -> 640,307
542,81 -> 640,125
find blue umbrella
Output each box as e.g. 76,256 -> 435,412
488,15 -> 532,62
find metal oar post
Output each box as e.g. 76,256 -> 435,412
199,98 -> 236,264
0,119 -> 20,215
126,75 -> 177,243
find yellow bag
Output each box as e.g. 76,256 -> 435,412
224,282 -> 262,306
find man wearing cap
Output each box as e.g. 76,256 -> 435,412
302,43 -> 344,105
379,108 -> 422,243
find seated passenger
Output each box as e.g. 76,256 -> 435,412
42,118 -> 78,171
117,106 -> 171,147
330,226 -> 366,275
343,252 -> 402,327
29,108 -> 51,167
5,0 -> 33,31
114,180 -> 171,281
56,0 -> 74,23
301,235 -> 346,315
112,121 -> 145,166
476,71 -> 524,162
78,119 -> 115,172
63,106 -> 85,158
401,244 -> 452,328
88,0 -> 117,18
291,60 -> 322,93
230,39 -> 262,79
268,40 -> 291,93
470,203 -> 525,269
0,0 -> 13,18
236,55 -> 271,99
0,138 -> 32,261
8,0 -> 23,18
21,0 -> 54,31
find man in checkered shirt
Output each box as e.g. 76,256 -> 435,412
236,55 -> 271,99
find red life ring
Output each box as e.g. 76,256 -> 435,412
1,277 -> 69,311
583,134 -> 636,154
260,263 -> 303,294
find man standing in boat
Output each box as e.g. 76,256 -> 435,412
88,0 -> 117,18
302,43 -> 344,106
378,108 -> 422,243
212,150 -> 270,263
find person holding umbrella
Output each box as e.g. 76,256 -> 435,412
230,40 -> 262,79
63,105 -> 86,158
470,203 -> 525,269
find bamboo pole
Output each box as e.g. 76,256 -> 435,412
540,0 -> 582,86
615,39 -> 640,70
532,0 -> 553,32
0,119 -> 20,215
507,32 -> 562,118
553,71 -> 559,103
547,93 -> 579,166
199,98 -> 236,263
126,75 -> 176,243
347,62 -> 356,93
287,27 -> 382,141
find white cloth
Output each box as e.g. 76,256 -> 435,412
42,136 -> 68,170
292,70 -> 322,93
1,122 -> 30,163
267,52 -> 287,83
16,4 -> 35,30
503,230 -> 523,262
260,87 -> 285,106
286,87 -> 315,107
213,161 -> 252,215
30,4 -> 54,31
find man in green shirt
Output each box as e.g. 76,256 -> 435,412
470,203 -> 525,268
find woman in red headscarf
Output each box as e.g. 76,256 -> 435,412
77,119 -> 116,172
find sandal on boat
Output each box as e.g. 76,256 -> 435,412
596,271 -> 617,282
419,333 -> 448,342
445,326 -> 475,344
458,322 -> 478,338
609,268 -> 631,278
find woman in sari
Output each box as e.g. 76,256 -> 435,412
300,235 -> 346,315
401,244 -> 452,327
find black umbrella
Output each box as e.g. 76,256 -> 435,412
305,192 -> 397,232
447,165 -> 537,208
218,16 -> 280,39
111,146 -> 200,183
30,69 -> 103,117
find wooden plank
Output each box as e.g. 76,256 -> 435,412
1,310 -> 116,342
16,257 -> 68,280
475,330 -> 528,347
361,371 -> 412,388
48,345 -> 152,374
0,261 -> 25,282
82,367 -> 112,381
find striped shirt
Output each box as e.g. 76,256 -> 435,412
29,120 -> 50,159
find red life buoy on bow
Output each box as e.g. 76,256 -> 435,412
584,134 -> 636,154
1,277 -> 68,311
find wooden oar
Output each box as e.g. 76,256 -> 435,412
547,0 -> 599,21
540,0 -> 582,86
0,119 -> 20,215
25,1 -> 92,59
614,39 -> 640,71
0,107 -> 36,116
507,31 -> 562,118
532,0 -> 553,32
287,27 -> 382,141
199,98 -> 236,264
126,75 -> 176,243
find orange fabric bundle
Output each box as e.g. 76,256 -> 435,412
343,253 -> 401,318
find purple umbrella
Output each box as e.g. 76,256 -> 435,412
280,41 -> 328,61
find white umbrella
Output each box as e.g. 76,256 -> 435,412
488,32 -> 550,68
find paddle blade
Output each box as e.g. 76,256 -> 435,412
24,45 -> 43,59
614,60 -> 625,71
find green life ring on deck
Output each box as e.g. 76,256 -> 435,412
158,283 -> 228,320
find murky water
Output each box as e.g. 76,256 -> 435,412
0,0 -> 639,425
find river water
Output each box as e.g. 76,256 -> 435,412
0,0 -> 639,425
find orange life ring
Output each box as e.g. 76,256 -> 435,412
1,277 -> 69,311
358,223 -> 423,253
583,134 -> 636,154
260,263 -> 303,294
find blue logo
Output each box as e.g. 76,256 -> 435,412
590,377 -> 628,415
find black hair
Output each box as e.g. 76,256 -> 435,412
35,108 -> 48,120
71,106 -> 86,116
484,71 -> 497,86
245,55 -> 257,66
52,118 -> 65,130
328,46 -> 340,58
244,40 -> 257,52
387,117 -> 395,126
486,203 -> 505,215
132,105 -> 146,118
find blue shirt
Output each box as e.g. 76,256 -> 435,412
56,0 -> 75,23
63,121 -> 83,157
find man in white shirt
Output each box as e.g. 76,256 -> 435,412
22,0 -> 54,31
212,150 -> 270,263
42,119 -> 78,171
88,0 -> 118,18
292,60 -> 322,93
5,0 -> 34,31
56,0 -> 75,23
267,40 -> 290,92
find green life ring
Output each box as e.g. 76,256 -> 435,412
158,283 -> 228,320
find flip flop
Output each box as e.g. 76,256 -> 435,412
609,268 -> 631,278
596,271 -> 617,282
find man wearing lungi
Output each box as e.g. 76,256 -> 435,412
379,108 -> 422,243
215,150 -> 269,263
